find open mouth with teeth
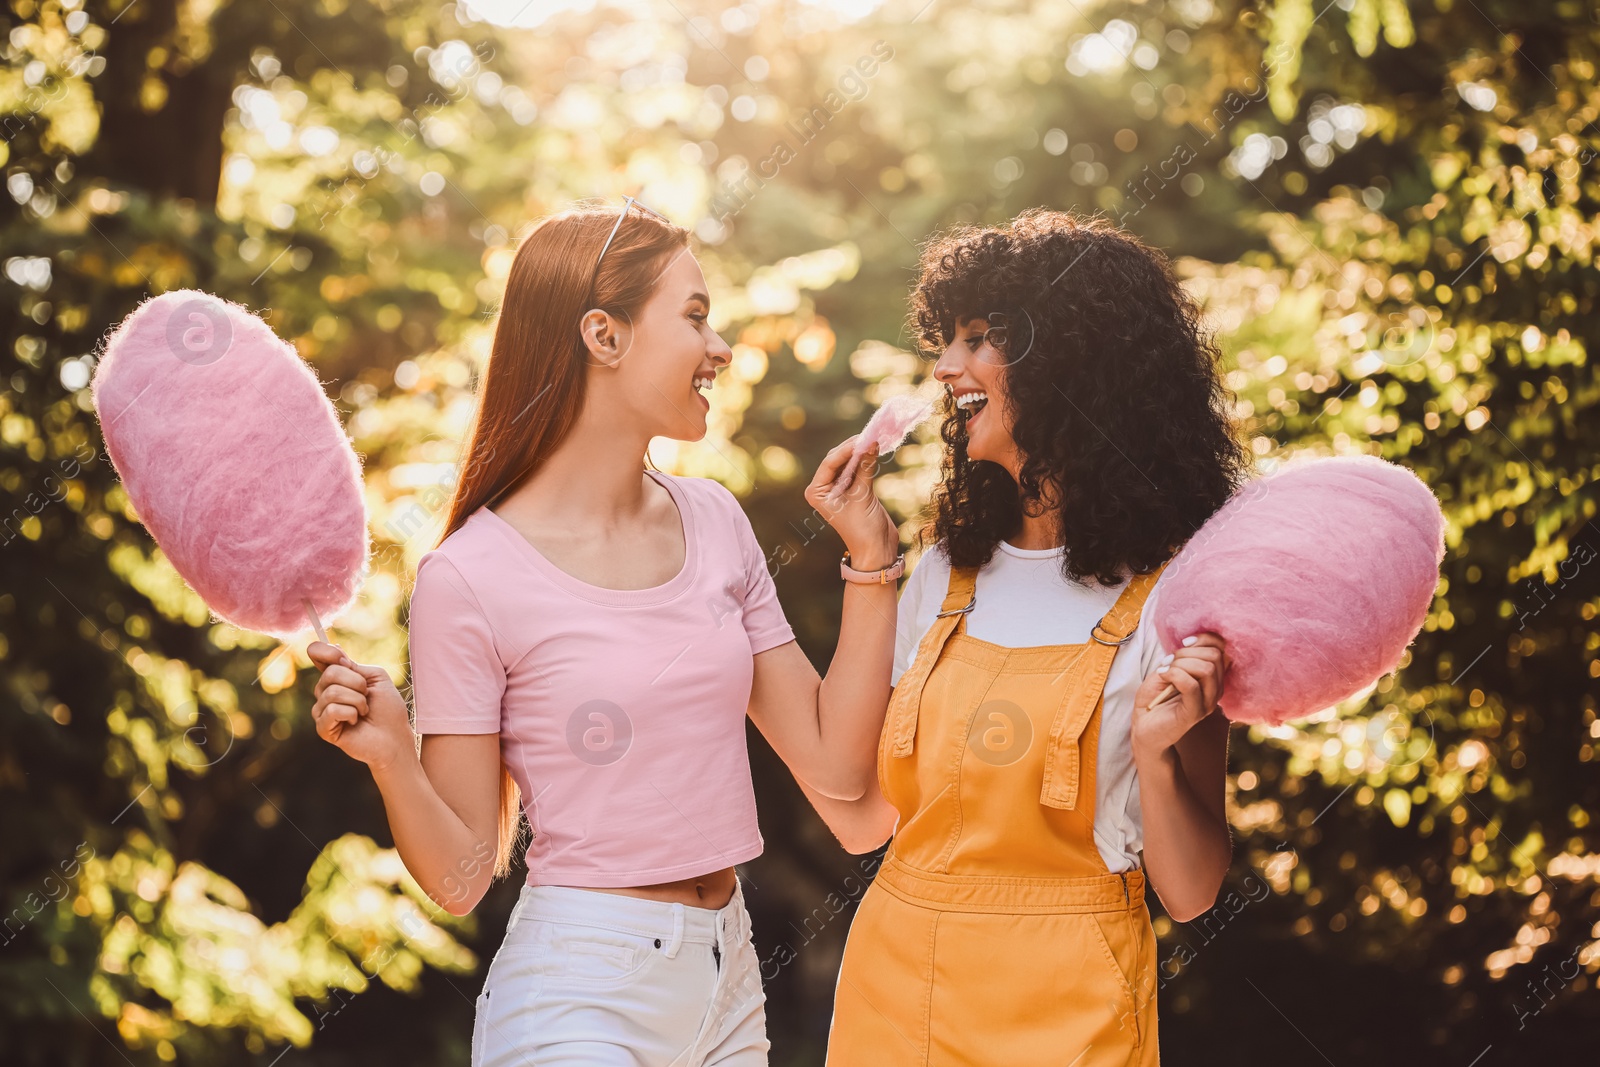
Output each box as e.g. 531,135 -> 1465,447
693,374 -> 714,410
954,390 -> 989,427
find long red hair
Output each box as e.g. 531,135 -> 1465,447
433,205 -> 690,878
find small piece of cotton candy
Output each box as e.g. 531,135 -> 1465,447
1151,454 -> 1445,726
827,393 -> 936,503
91,290 -> 369,640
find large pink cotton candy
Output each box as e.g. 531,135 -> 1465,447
91,290 -> 368,640
828,393 -> 936,503
1153,455 -> 1445,725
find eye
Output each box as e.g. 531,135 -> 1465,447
689,311 -> 708,324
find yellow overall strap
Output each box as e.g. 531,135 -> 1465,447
1038,564 -> 1166,810
886,564 -> 979,759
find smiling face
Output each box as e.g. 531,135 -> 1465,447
934,315 -> 1023,477
582,249 -> 731,442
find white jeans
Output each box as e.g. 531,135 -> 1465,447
471,879 -> 770,1067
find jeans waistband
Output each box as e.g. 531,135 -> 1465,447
506,880 -> 746,949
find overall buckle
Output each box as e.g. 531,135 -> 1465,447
935,593 -> 976,618
1090,620 -> 1136,646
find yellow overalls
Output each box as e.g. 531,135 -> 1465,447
827,562 -> 1165,1067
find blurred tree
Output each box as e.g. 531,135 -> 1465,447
0,1 -> 520,1063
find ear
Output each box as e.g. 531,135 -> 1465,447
578,308 -> 630,368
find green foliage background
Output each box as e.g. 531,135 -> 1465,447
2,0 -> 1598,1063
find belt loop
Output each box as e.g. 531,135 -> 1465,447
505,885 -> 532,934
730,881 -> 748,944
663,903 -> 685,958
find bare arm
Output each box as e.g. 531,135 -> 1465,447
745,586 -> 896,800
792,759 -> 901,854
309,642 -> 503,916
1131,635 -> 1233,922
371,735 -> 503,915
746,438 -> 900,800
772,672 -> 901,855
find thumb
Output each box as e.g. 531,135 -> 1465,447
307,640 -> 344,669
352,660 -> 394,688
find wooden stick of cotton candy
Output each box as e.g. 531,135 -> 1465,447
826,392 -> 937,506
91,291 -> 369,643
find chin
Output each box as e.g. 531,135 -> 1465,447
665,416 -> 709,443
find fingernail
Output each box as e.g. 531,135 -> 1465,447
1182,636 -> 1198,647
1159,652 -> 1174,666
1157,666 -> 1169,675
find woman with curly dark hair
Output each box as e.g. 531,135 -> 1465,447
799,208 -> 1251,1066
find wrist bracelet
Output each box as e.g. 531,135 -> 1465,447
841,551 -> 905,584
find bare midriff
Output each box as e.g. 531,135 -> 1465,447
557,865 -> 737,910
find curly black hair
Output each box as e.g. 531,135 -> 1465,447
911,208 -> 1250,587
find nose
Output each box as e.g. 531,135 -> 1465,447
706,328 -> 732,368
933,339 -> 965,385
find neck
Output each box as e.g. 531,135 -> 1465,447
1000,461 -> 1063,550
499,394 -> 656,526
1008,503 -> 1061,551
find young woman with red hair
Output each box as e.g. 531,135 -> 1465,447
307,201 -> 899,1067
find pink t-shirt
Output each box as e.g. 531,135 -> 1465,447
407,471 -> 796,888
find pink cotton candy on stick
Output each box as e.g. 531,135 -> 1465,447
1152,455 -> 1445,726
828,393 -> 936,503
91,290 -> 369,641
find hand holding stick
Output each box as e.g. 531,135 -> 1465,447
1131,634 -> 1229,754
